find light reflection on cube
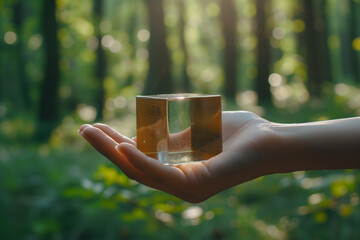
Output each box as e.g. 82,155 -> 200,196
136,94 -> 222,165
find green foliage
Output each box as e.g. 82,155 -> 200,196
1,94 -> 360,239
0,0 -> 360,239
1,141 -> 360,239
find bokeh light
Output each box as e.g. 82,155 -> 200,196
28,34 -> 43,50
137,29 -> 150,42
4,31 -> 17,45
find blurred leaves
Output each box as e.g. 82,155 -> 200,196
1,0 -> 360,239
0,143 -> 360,239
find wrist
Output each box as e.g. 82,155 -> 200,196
268,122 -> 308,174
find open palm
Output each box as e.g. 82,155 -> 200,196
79,111 -> 276,203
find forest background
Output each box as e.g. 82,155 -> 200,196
1,0 -> 360,239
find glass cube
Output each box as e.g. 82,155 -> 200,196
136,93 -> 222,165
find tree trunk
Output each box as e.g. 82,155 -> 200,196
143,0 -> 172,94
219,0 -> 238,101
316,1 -> 332,84
349,0 -> 360,82
94,0 -> 106,121
339,1 -> 353,79
304,0 -> 331,97
125,0 -> 138,86
255,0 -> 272,106
36,0 -> 60,141
178,0 -> 190,92
14,1 -> 31,109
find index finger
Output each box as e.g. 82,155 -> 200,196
92,123 -> 136,146
80,126 -> 169,191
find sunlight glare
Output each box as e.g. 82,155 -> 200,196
200,68 -> 215,82
182,206 -> 203,219
4,31 -> 17,45
335,83 -> 350,96
301,177 -> 323,189
75,18 -> 94,36
137,29 -> 150,42
28,34 -> 43,50
109,40 -> 122,53
268,73 -> 283,87
77,104 -> 97,122
308,193 -> 324,205
155,210 -> 173,224
272,27 -> 285,40
236,90 -> 258,107
272,85 -> 291,101
114,96 -> 127,109
101,35 -> 114,48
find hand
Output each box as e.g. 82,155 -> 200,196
79,111 -> 278,203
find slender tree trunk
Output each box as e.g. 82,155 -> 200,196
317,1 -> 332,84
94,0 -> 106,121
125,0 -> 138,86
178,0 -> 190,92
304,0 -> 331,97
304,0 -> 322,96
219,0 -> 238,100
349,0 -> 360,82
14,1 -> 30,109
255,0 -> 272,106
143,0 -> 172,94
36,0 -> 60,141
339,1 -> 352,78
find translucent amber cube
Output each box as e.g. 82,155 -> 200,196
136,94 -> 222,165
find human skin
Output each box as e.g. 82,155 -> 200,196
79,111 -> 360,203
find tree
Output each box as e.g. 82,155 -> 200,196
36,0 -> 60,141
219,0 -> 238,101
303,0 -> 332,97
349,0 -> 360,82
255,0 -> 272,106
143,0 -> 172,94
94,0 -> 106,121
178,0 -> 190,92
14,1 -> 30,109
124,0 -> 139,87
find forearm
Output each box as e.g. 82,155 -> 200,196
271,117 -> 360,173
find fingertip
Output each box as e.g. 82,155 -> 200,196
81,124 -> 94,134
79,124 -> 92,133
93,123 -> 106,128
81,125 -> 104,139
